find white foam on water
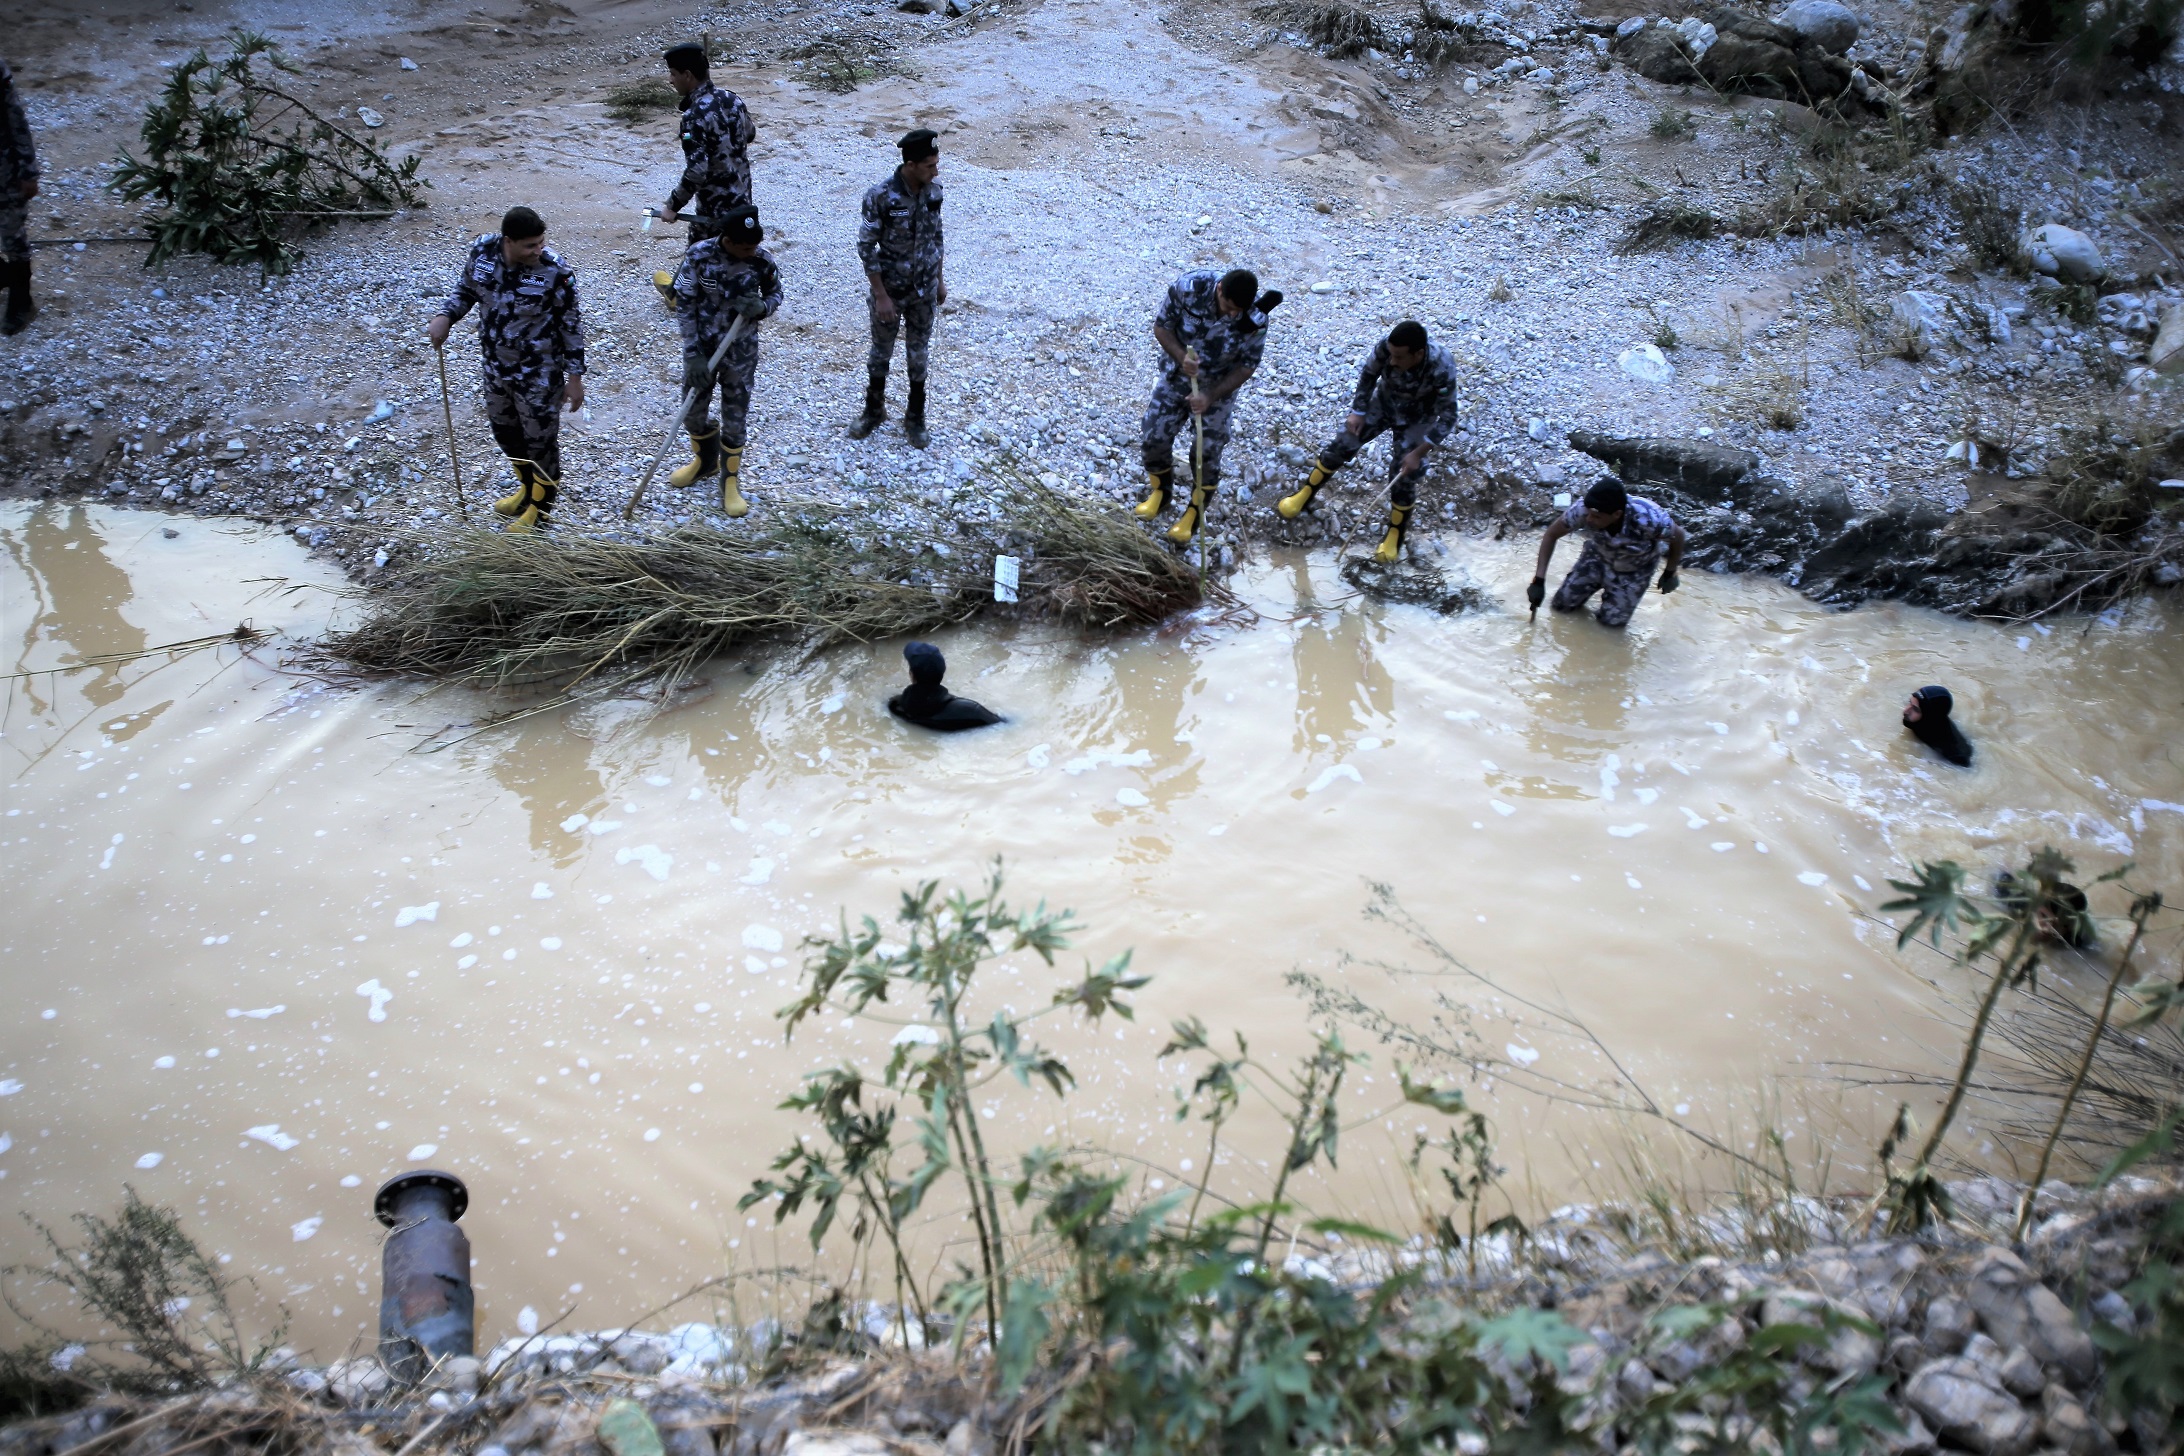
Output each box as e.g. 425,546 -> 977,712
518,1307 -> 540,1335
1444,709 -> 1479,721
1505,1043 -> 1541,1066
290,1216 -> 323,1241
1625,874 -> 1643,889
1490,800 -> 1515,817
1598,754 -> 1621,801
1680,807 -> 1709,829
739,857 -> 774,885
1635,787 -> 1659,805
0,1080 -> 21,1096
531,882 -> 554,900
540,937 -> 563,951
743,956 -> 768,974
645,775 -> 672,787
1711,841 -> 1736,852
560,813 -> 589,832
101,834 -> 122,870
1306,764 -> 1363,794
1607,824 -> 1648,838
615,845 -> 673,881
1026,743 -> 1052,769
457,955 -> 477,969
356,979 -> 393,1022
1065,748 -> 1151,776
340,1175 -> 362,1187
153,1056 -> 175,1069
226,1006 -> 284,1020
742,925 -> 785,953
244,1124 -> 299,1151
1116,788 -> 1150,807
1208,824 -> 1228,836
394,902 -> 440,927
892,1024 -> 940,1047
408,1143 -> 438,1160
1798,871 -> 1830,886
588,820 -> 623,836
820,695 -> 845,715
1707,722 -> 1729,735
643,1128 -> 662,1142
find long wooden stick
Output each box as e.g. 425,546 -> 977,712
624,314 -> 751,523
434,344 -> 469,520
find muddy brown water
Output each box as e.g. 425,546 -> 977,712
5,502 -> 2181,1355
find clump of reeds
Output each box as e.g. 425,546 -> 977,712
1255,0 -> 1390,57
603,78 -> 681,124
1613,200 -> 1725,253
320,472 -> 1199,702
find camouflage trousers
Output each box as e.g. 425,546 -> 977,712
0,196 -> 27,261
682,335 -> 760,450
1139,374 -> 1237,487
867,286 -> 935,382
1318,404 -> 1436,507
483,371 -> 565,483
1551,540 -> 1656,628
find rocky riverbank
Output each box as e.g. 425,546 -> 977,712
3,1172 -> 2175,1456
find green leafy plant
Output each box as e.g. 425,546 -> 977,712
108,29 -> 428,273
8,1188 -> 286,1395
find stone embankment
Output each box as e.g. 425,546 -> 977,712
2,1173 -> 2172,1456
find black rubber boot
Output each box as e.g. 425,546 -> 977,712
1,258 -> 34,337
848,371 -> 887,440
904,379 -> 929,450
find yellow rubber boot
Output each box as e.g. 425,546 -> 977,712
1133,468 -> 1172,520
510,472 -> 557,533
1277,461 -> 1334,520
1372,503 -> 1411,565
493,460 -> 535,517
654,270 -> 678,309
669,430 -> 718,489
718,447 -> 749,518
1166,481 -> 1212,545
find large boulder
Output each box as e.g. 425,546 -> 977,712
2150,299 -> 2184,374
1962,1246 -> 2097,1384
1611,4 -> 1873,113
1903,1357 -> 2039,1456
2019,223 -> 2104,284
1774,0 -> 1861,51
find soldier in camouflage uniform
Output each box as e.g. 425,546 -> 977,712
849,128 -> 945,449
652,42 -> 758,305
1134,267 -> 1283,545
426,207 -> 587,531
1,59 -> 40,336
1529,476 -> 1685,628
1278,320 -> 1460,564
666,204 -> 781,518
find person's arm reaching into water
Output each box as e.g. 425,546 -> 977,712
1528,513 -> 1573,610
1659,519 -> 1687,592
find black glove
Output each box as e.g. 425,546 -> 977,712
731,295 -> 768,321
1658,569 -> 1680,594
1526,577 -> 1546,610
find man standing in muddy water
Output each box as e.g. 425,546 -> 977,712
1134,267 -> 1282,546
426,206 -> 587,532
850,129 -> 945,449
1528,476 -> 1687,628
651,42 -> 757,305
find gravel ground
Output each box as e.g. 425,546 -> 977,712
1,0 -> 2179,589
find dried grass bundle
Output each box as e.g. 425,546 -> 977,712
320,473 -> 1198,704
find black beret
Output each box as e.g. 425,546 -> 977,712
663,43 -> 707,72
899,127 -> 939,161
721,203 -> 762,244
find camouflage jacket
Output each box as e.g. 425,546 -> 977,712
1349,340 -> 1460,442
438,235 -> 586,387
1154,269 -> 1269,386
0,60 -> 37,190
856,169 -> 943,297
668,81 -> 757,217
674,240 -> 782,353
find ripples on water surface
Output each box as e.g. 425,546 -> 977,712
4,502 -> 2179,1348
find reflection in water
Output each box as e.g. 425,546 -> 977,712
4,503 -> 148,715
6,504 -> 2184,1359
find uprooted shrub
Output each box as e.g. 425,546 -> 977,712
108,29 -> 428,273
320,470 -> 1202,709
1254,0 -> 1391,57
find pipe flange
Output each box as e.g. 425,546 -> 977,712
374,1169 -> 469,1226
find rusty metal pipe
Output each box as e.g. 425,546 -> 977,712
375,1170 -> 473,1382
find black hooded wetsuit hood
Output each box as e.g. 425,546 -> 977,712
1904,685 -> 1972,767
888,642 -> 1002,733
